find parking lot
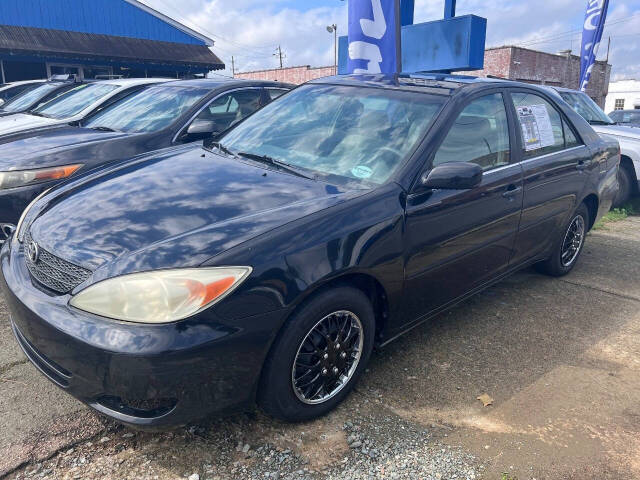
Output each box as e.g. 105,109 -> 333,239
1,215 -> 639,480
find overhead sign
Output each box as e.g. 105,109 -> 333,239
579,0 -> 609,92
346,0 -> 401,74
339,0 -> 487,75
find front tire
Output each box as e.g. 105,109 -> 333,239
536,203 -> 589,277
258,287 -> 375,422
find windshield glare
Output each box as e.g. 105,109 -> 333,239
559,91 -> 613,125
219,84 -> 445,185
85,86 -> 209,133
1,83 -> 66,112
33,83 -> 120,119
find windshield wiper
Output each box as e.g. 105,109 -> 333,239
209,141 -> 235,157
588,119 -> 614,126
237,152 -> 315,180
29,111 -> 49,118
89,126 -> 119,132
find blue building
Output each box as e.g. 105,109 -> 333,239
0,0 -> 224,82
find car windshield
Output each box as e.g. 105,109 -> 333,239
218,84 -> 446,185
32,83 -> 120,119
559,91 -> 614,125
0,83 -> 68,112
84,85 -> 210,133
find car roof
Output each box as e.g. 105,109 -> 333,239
310,73 -> 533,95
161,78 -> 294,89
0,79 -> 47,89
96,78 -> 170,87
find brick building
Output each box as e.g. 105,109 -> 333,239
465,46 -> 611,107
235,65 -> 336,84
236,46 -> 611,108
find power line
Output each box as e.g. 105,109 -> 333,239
515,12 -> 640,49
141,0 -> 278,56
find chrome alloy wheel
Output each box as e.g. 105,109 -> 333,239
561,214 -> 586,267
292,310 -> 364,405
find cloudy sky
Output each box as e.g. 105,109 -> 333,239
141,0 -> 640,80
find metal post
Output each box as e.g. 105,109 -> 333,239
0,60 -> 5,84
444,0 -> 457,19
231,56 -> 236,76
395,0 -> 402,74
334,26 -> 338,74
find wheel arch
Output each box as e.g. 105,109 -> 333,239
581,193 -> 599,231
287,272 -> 390,342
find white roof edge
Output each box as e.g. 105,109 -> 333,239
123,0 -> 215,46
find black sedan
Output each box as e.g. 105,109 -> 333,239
1,74 -> 619,427
0,79 -> 292,243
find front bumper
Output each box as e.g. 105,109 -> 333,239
0,240 -> 288,428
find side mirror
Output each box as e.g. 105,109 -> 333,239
420,162 -> 483,190
0,99 -> 5,108
183,119 -> 219,141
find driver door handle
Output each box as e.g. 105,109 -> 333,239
502,184 -> 522,199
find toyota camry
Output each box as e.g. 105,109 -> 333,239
1,74 -> 619,427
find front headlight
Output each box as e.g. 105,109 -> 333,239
0,164 -> 82,190
69,267 -> 252,323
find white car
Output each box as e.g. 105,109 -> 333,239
0,78 -> 168,138
0,79 -> 47,106
550,87 -> 639,207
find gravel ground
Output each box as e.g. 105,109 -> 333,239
10,397 -> 481,480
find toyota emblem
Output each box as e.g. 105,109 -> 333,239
27,241 -> 40,263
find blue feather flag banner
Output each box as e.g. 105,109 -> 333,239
347,0 -> 401,74
579,0 -> 609,92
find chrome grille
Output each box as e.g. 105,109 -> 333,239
23,231 -> 91,294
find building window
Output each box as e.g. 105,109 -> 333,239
615,99 -> 625,110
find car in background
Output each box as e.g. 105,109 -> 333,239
549,87 -> 639,207
0,80 -> 47,106
0,79 -> 292,243
1,74 -> 619,427
0,78 -> 167,138
608,109 -> 640,127
0,78 -> 80,117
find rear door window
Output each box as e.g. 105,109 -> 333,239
511,92 -> 574,159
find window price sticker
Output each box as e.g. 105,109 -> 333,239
517,105 -> 555,151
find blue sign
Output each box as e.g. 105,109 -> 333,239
579,0 -> 609,91
346,0 -> 400,74
339,0 -> 487,75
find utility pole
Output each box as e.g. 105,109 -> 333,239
327,24 -> 338,74
231,56 -> 235,77
274,46 -> 284,69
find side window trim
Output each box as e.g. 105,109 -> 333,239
505,87 -> 585,161
172,86 -> 264,143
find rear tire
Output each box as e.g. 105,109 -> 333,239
613,165 -> 633,208
258,287 -> 375,422
536,203 -> 590,277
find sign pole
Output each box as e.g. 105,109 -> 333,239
395,0 -> 402,74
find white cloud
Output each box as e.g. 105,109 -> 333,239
142,0 -> 640,80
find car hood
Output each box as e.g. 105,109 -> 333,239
0,127 -> 131,169
0,112 -> 61,137
592,124 -> 640,140
29,145 -> 362,279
